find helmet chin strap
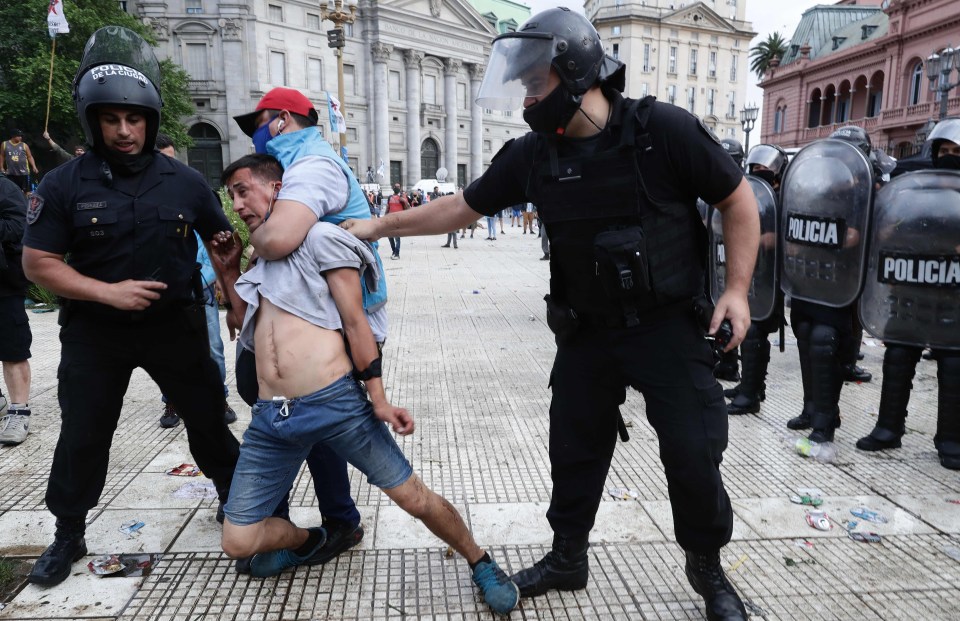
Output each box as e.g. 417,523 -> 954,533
554,92 -> 583,136
577,106 -> 605,133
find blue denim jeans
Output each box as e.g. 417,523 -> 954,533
486,217 -> 496,239
204,287 -> 227,394
224,374 -> 413,525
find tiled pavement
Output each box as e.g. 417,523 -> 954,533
0,227 -> 958,620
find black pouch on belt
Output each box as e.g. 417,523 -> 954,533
544,294 -> 580,344
593,227 -> 651,302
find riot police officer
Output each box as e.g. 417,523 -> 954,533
781,126 -> 876,443
712,138 -> 746,382
343,8 -> 759,620
22,27 -> 240,586
857,118 -> 960,469
721,144 -> 788,415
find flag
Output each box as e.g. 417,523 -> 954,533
327,93 -> 345,135
376,158 -> 384,180
47,0 -> 70,38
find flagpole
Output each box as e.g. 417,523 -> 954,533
44,36 -> 56,133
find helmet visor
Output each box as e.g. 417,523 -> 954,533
476,33 -> 554,111
78,26 -> 161,89
746,144 -> 785,173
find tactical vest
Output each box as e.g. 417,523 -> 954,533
532,97 -> 705,319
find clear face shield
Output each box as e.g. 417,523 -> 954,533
78,26 -> 161,88
476,33 -> 555,111
746,145 -> 785,175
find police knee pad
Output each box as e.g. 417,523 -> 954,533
809,324 -> 839,359
791,319 -> 813,342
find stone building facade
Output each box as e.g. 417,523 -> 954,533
584,0 -> 755,140
758,0 -> 960,157
128,0 -> 530,188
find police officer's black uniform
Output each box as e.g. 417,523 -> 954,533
469,9 -> 749,620
22,26 -> 239,587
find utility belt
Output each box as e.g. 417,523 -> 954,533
545,294 -> 691,341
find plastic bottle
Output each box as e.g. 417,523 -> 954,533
795,438 -> 837,463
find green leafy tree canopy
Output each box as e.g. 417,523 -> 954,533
0,0 -> 193,163
750,31 -> 790,80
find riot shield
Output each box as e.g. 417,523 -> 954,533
859,170 -> 960,350
708,176 -> 780,321
780,138 -> 874,307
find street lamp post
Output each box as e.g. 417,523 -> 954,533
926,46 -> 960,120
321,0 -> 357,157
739,103 -> 759,167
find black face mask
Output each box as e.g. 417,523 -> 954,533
523,84 -> 580,135
935,154 -> 960,170
751,169 -> 778,186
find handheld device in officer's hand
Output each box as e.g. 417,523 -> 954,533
693,298 -> 734,355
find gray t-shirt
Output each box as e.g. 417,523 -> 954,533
236,222 -> 387,350
276,156 -> 348,218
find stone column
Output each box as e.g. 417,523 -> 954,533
371,42 -> 393,187
218,15 -> 249,163
468,64 -> 484,186
403,49 -> 424,186
443,58 -> 461,180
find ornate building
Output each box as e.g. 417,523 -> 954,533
127,0 -> 530,188
585,0 -> 755,140
758,0 -> 960,157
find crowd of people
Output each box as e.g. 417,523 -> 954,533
1,9 -> 957,621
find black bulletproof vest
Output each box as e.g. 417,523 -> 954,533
531,97 -> 706,316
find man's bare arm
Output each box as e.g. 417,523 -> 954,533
22,247 -> 167,311
25,144 -> 39,174
248,199 -> 318,261
341,193 -> 484,241
326,267 -> 414,435
209,231 -> 248,339
711,177 -> 760,348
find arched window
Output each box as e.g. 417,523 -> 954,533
421,138 -> 440,179
909,62 -> 923,105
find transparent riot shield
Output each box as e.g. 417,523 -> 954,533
860,169 -> 960,350
780,138 -> 874,307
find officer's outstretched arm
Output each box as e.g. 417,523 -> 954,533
340,193 -> 482,241
710,177 -> 760,348
248,198 -> 318,261
23,247 -> 167,312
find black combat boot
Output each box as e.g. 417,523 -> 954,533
787,321 -> 814,430
935,353 -> 960,470
510,534 -> 589,598
685,550 -> 748,621
806,324 -> 842,443
857,346 -> 921,451
27,518 -> 87,586
727,330 -> 769,415
713,349 -> 740,382
842,363 -> 872,383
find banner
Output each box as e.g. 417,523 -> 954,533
327,93 -> 345,135
48,0 -> 70,38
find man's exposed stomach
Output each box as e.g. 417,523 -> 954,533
253,297 -> 353,399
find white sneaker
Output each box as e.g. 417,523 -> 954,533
0,411 -> 30,445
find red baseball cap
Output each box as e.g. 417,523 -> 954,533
233,87 -> 319,137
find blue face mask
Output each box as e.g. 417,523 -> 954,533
252,115 -> 278,154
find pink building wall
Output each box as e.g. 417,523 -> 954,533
759,0 -> 960,156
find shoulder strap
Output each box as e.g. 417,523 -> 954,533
620,96 -> 654,152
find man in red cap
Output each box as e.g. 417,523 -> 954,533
228,87 -> 388,572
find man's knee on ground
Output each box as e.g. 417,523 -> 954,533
221,520 -> 263,558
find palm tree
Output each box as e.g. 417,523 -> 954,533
750,32 -> 789,79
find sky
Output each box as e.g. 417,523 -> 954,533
519,0 -> 827,136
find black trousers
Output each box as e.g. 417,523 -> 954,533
546,309 -> 733,553
46,309 -> 240,520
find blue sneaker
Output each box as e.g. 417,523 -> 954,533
472,558 -> 520,614
248,527 -> 327,578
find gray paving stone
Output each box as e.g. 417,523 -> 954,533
1,232 -> 959,619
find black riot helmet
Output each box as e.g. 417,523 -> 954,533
829,125 -> 871,158
73,26 -> 163,152
476,7 -> 624,134
720,138 -> 745,167
929,118 -> 960,166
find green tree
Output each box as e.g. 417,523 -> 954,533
749,31 -> 789,80
0,0 -> 192,156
